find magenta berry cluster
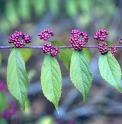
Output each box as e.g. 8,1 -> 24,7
98,42 -> 117,55
8,31 -> 31,48
94,29 -> 108,41
42,42 -> 59,56
38,29 -> 54,41
110,46 -> 117,55
7,29 -> 121,56
42,42 -> 52,53
119,37 -> 122,44
1,101 -> 17,118
50,46 -> 59,56
69,29 -> 89,50
0,81 -> 8,93
98,42 -> 108,54
0,81 -> 17,118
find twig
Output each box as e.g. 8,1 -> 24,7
0,45 -> 121,49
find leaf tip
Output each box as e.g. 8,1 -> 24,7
56,107 -> 59,114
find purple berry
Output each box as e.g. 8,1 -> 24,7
98,42 -> 108,54
8,31 -> 31,48
68,119 -> 75,124
94,29 -> 108,41
119,37 -> 122,44
38,29 -> 54,41
50,46 -> 59,56
1,110 -> 10,118
110,46 -> 117,55
0,81 -> 8,93
42,42 -> 52,53
42,42 -> 59,56
69,29 -> 88,50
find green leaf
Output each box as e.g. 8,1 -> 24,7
7,48 -> 29,109
0,91 -> 7,113
19,48 -> 33,62
70,50 -> 93,102
0,118 -> 8,124
25,98 -> 31,114
52,41 -> 72,70
99,51 -> 122,92
66,0 -> 77,17
0,51 -> 2,65
41,54 -> 62,112
106,41 -> 113,46
33,0 -> 46,16
0,19 -> 10,32
36,116 -> 54,124
79,0 -> 90,12
83,48 -> 91,62
5,1 -> 19,27
18,0 -> 31,20
49,0 -> 59,14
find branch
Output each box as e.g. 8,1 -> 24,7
0,45 -> 122,49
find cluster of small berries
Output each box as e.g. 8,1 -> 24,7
1,101 -> 17,118
0,81 -> 17,118
8,29 -> 121,56
119,37 -> 122,44
8,31 -> 31,48
0,81 -> 8,93
98,42 -> 117,55
69,29 -> 89,50
98,42 -> 108,54
38,29 -> 54,41
94,29 -> 108,41
42,42 -> 59,56
110,46 -> 117,55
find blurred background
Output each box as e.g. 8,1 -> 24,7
0,0 -> 122,124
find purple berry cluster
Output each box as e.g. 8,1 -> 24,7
68,119 -> 76,124
38,29 -> 54,41
119,37 -> 122,44
42,42 -> 59,56
110,46 -> 117,55
0,81 -> 8,93
42,42 -> 52,53
8,31 -> 31,48
69,29 -> 89,50
98,42 -> 108,54
50,46 -> 59,56
94,29 -> 108,41
1,101 -> 17,118
0,81 -> 17,118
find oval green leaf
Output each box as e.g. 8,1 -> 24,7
99,51 -> 122,92
41,54 -> 62,112
7,48 -> 29,109
70,50 -> 93,102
